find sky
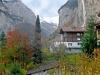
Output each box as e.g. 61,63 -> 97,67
21,0 -> 67,24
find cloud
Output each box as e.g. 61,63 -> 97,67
41,16 -> 59,24
22,0 -> 67,17
32,0 -> 49,15
21,0 -> 68,23
22,0 -> 33,5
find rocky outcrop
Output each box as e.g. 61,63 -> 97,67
0,0 -> 37,40
0,1 -> 14,33
78,0 -> 100,26
58,0 -> 79,26
4,0 -> 36,25
58,0 -> 100,26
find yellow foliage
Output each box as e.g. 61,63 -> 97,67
51,49 -> 100,75
42,48 -> 51,57
76,49 -> 100,75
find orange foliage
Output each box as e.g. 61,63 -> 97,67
6,29 -> 28,49
6,29 -> 33,63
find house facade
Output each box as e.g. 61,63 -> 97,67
54,25 -> 85,53
96,21 -> 100,46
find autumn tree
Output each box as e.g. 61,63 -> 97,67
6,29 -> 33,67
33,15 -> 42,64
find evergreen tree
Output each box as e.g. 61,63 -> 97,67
33,15 -> 42,64
0,31 -> 6,74
0,31 -> 6,48
9,64 -> 25,75
81,17 -> 96,56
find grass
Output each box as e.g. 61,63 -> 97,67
44,52 -> 80,64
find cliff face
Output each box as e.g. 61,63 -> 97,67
58,0 -> 100,26
0,2 -> 14,33
58,0 -> 78,26
0,0 -> 36,34
78,0 -> 100,26
4,0 -> 36,25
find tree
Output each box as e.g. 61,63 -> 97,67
81,17 -> 96,56
6,29 -> 33,67
0,31 -> 6,48
9,64 -> 26,75
0,29 -> 33,74
33,15 -> 42,64
0,32 -> 6,44
0,31 -> 7,75
54,44 -> 67,60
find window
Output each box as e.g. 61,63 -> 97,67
97,41 -> 100,45
69,48 -> 71,51
77,38 -> 80,41
77,33 -> 80,36
78,43 -> 81,45
68,43 -> 72,46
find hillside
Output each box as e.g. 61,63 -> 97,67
41,21 -> 57,36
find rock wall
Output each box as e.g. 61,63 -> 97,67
0,0 -> 37,39
58,0 -> 100,26
58,0 -> 79,26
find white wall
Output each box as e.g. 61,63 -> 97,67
54,41 -> 81,48
32,71 -> 49,75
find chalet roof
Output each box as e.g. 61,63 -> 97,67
27,60 -> 58,75
61,25 -> 85,32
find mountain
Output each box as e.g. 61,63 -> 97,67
41,21 -> 57,36
4,0 -> 36,25
0,0 -> 36,39
0,0 -> 57,39
58,0 -> 100,26
58,0 -> 78,26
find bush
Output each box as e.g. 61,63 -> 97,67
9,64 -> 26,75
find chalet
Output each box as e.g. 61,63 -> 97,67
54,25 -> 85,53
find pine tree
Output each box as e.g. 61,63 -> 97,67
33,15 -> 42,64
0,31 -> 6,49
81,17 -> 96,56
0,31 -> 6,74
